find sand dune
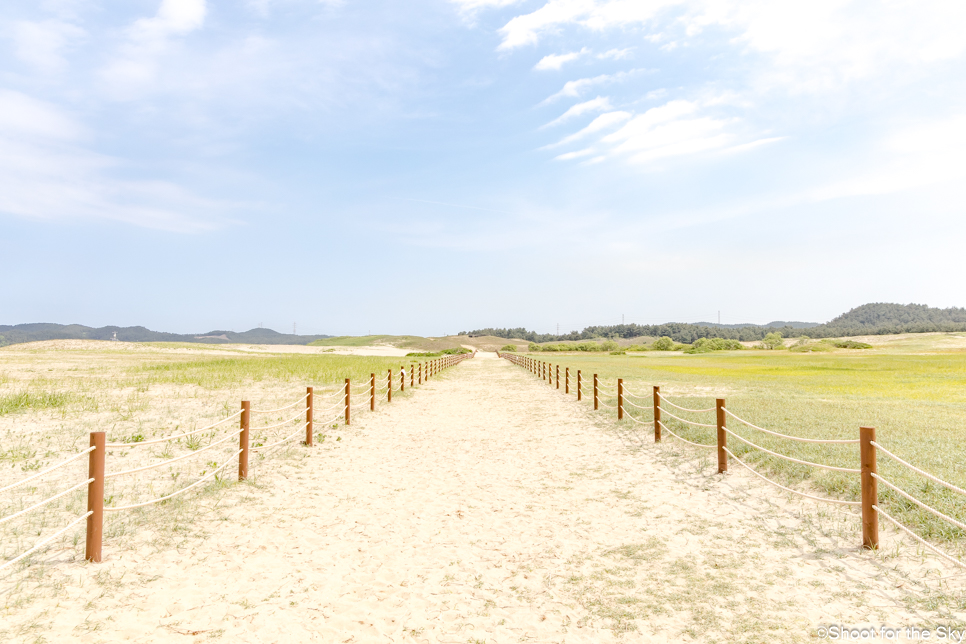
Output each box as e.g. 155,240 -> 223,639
4,352 -> 962,642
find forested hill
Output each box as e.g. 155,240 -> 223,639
463,303 -> 966,344
0,323 -> 331,347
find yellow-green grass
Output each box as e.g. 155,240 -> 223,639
523,338 -> 966,550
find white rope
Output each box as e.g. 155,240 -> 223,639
621,397 -> 651,410
251,408 -> 306,433
598,401 -> 617,410
315,394 -> 347,412
0,511 -> 93,573
724,409 -> 859,445
0,446 -> 95,494
723,428 -> 861,473
0,478 -> 95,525
315,388 -> 346,400
622,412 -> 652,425
723,447 -> 861,506
871,441 -> 966,497
104,450 -> 242,512
873,474 -> 966,532
873,505 -> 966,569
105,427 -> 243,479
316,411 -> 345,425
252,423 -> 308,452
250,393 -> 310,414
661,407 -> 718,429
657,420 -> 715,449
657,393 -> 715,413
106,410 -> 243,448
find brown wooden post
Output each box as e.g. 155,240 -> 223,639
305,386 -> 314,446
410,363 -> 414,387
344,379 -> 350,425
716,399 -> 727,473
400,366 -> 405,391
653,386 -> 661,442
565,367 -> 570,394
419,363 -> 423,384
370,373 -> 376,410
85,431 -> 106,563
239,401 -> 250,480
860,426 -> 879,550
387,369 -> 392,402
556,365 -> 560,389
618,379 -> 624,420
577,370 -> 582,401
593,374 -> 599,411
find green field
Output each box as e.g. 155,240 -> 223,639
520,333 -> 966,548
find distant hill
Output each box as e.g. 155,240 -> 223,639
463,303 -> 966,345
0,323 -> 331,347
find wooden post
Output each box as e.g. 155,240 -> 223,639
344,379 -> 350,425
556,365 -> 560,389
577,370 -> 582,401
410,364 -> 414,387
653,386 -> 661,442
85,431 -> 105,563
593,374 -> 599,411
716,399 -> 727,473
388,369 -> 392,402
305,386 -> 314,446
370,373 -> 376,410
565,367 -> 570,394
617,379 -> 624,420
419,363 -> 422,384
239,401 -> 250,480
860,426 -> 879,550
400,366 -> 405,391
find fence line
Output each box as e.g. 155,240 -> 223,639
2,350 -> 475,571
497,351 -> 966,567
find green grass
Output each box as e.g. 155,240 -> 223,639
0,391 -> 78,416
309,335 -> 416,347
128,354 -> 435,390
522,338 -> 966,549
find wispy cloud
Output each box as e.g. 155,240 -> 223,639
0,90 -> 233,232
533,48 -> 589,71
541,69 -> 643,104
10,19 -> 85,73
541,96 -> 613,128
545,110 -> 631,148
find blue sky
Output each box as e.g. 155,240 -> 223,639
2,0 -> 965,336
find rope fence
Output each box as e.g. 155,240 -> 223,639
497,351 -> 966,567
2,350 -> 475,571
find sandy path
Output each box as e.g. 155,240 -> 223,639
7,353 -> 956,642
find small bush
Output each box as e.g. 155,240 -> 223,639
686,338 -> 744,354
610,350 -> 626,355
757,332 -> 785,350
500,344 -> 517,352
831,340 -> 873,349
652,336 -> 674,351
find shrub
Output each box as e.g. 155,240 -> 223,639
610,350 -> 626,355
757,332 -> 785,350
685,337 -> 744,354
528,343 -> 540,351
600,340 -> 619,352
652,336 -> 674,351
831,340 -> 873,349
500,344 -> 517,352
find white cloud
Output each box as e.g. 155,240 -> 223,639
597,47 -> 632,60
546,110 -> 630,147
11,20 -> 85,73
0,90 -> 230,232
541,96 -> 612,128
541,69 -> 642,103
554,148 -> 594,161
534,48 -> 588,71
100,0 -> 207,91
449,0 -> 526,23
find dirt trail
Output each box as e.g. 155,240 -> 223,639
6,353 -> 958,642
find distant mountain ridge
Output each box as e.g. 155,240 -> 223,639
695,321 -> 819,330
0,323 -> 331,347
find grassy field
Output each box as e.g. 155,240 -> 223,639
518,332 -> 966,551
0,339 -> 440,585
